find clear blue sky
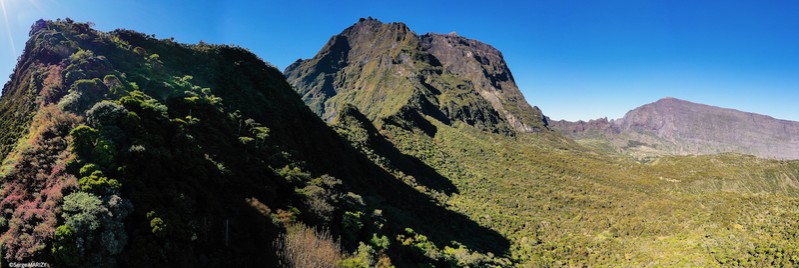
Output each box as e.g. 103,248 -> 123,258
1,0 -> 798,121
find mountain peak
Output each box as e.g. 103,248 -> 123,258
285,19 -> 547,133
344,17 -> 412,40
653,96 -> 692,105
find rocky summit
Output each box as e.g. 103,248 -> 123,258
550,97 -> 799,159
285,17 -> 547,134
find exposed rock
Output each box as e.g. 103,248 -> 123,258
285,18 -> 547,133
547,117 -> 616,136
419,33 -> 547,132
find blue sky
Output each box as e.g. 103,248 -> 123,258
1,0 -> 798,121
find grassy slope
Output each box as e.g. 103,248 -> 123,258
370,112 -> 799,266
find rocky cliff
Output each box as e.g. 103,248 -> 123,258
285,17 -> 547,133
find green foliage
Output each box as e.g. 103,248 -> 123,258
342,211 -> 364,232
69,125 -> 99,156
146,211 -> 167,238
296,174 -> 342,223
69,124 -> 117,167
1,19 -> 302,266
370,233 -> 390,250
52,225 -> 80,267
61,78 -> 107,113
20,18 -> 799,268
90,139 -> 117,167
340,242 -> 376,268
78,170 -> 121,195
371,112 -> 799,266
60,191 -> 132,265
79,163 -> 100,177
62,192 -> 104,234
86,101 -> 128,129
119,90 -> 168,118
278,166 -> 311,184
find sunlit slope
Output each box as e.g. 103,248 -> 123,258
354,110 -> 799,266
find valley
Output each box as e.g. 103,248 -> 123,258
0,17 -> 796,267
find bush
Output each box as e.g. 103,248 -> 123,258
60,192 -> 132,265
62,78 -> 107,113
340,242 -> 376,268
87,101 -> 128,129
78,170 -> 121,195
275,223 -> 342,268
146,211 -> 167,238
62,192 -> 104,234
52,225 -> 80,266
69,125 -> 99,157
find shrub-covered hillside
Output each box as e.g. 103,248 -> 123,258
292,18 -> 799,267
3,18 -> 799,268
0,19 -> 512,267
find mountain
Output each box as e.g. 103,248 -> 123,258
0,19 -> 511,267
287,18 -> 799,267
284,17 -> 547,134
550,97 -> 799,160
3,18 -> 799,267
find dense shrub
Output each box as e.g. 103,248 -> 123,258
275,223 -> 343,268
0,105 -> 79,260
57,192 -> 132,266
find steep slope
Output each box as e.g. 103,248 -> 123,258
289,18 -> 799,267
419,33 -> 547,132
6,18 -> 799,267
285,17 -> 547,133
0,19 -> 510,267
550,97 -> 799,159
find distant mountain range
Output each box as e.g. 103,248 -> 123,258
549,97 -> 799,159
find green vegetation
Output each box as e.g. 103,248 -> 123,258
365,109 -> 799,266
2,18 -> 799,267
1,18 -> 513,267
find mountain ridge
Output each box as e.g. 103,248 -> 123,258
549,97 -> 799,159
0,18 -> 510,266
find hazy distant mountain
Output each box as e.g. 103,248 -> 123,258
284,17 -> 547,133
550,97 -> 799,159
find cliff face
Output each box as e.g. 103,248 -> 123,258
285,18 -> 547,134
419,33 -> 547,132
551,97 -> 799,159
547,117 -> 616,137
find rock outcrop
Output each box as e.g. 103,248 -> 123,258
285,17 -> 547,133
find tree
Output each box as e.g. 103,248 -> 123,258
87,101 -> 128,129
275,223 -> 342,268
52,225 -> 80,267
78,170 -> 121,195
69,125 -> 99,157
57,192 -> 132,266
